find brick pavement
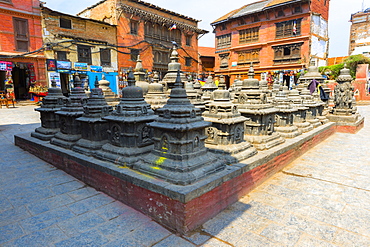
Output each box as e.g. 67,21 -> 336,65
0,104 -> 369,246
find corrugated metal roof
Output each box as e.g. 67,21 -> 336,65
211,6 -> 246,24
232,0 -> 271,18
265,0 -> 295,8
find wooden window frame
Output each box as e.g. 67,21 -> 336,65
13,17 -> 29,52
77,45 -> 92,64
100,48 -> 111,66
130,48 -> 140,61
57,51 -> 68,61
216,34 -> 231,49
59,18 -> 72,29
237,49 -> 260,65
239,27 -> 259,44
272,42 -> 303,65
130,20 -> 139,35
185,57 -> 192,67
275,18 -> 302,39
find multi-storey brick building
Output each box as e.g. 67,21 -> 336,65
211,0 -> 330,84
349,8 -> 370,56
0,0 -> 45,100
41,6 -> 119,95
198,46 -> 215,75
78,0 -> 207,79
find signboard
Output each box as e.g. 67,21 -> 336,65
0,61 -> 12,71
74,62 -> 88,71
56,60 -> 72,70
232,61 -> 238,67
46,59 -> 57,71
48,72 -> 61,88
90,65 -> 103,72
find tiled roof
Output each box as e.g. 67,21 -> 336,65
199,47 -> 215,57
212,0 -> 302,24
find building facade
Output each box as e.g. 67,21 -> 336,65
41,6 -> 119,95
198,46 -> 215,76
0,0 -> 46,100
211,0 -> 330,84
78,0 -> 207,79
349,8 -> 370,56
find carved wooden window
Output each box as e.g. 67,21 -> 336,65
60,18 -> 72,29
239,27 -> 259,44
130,49 -> 140,61
153,50 -> 169,65
237,49 -> 260,65
186,35 -> 192,46
57,51 -> 68,61
130,20 -> 138,35
272,42 -> 303,64
13,17 -> 29,51
216,34 -> 231,49
77,45 -> 92,64
293,5 -> 302,14
219,53 -> 229,69
100,49 -> 111,66
275,18 -> 302,39
219,23 -> 227,31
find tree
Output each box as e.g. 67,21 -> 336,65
343,54 -> 370,78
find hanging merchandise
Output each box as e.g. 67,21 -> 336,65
27,63 -> 36,84
4,70 -> 15,99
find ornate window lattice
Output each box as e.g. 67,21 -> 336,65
237,49 -> 260,65
219,53 -> 229,69
216,34 -> 231,49
144,22 -> 181,45
239,27 -> 259,44
275,18 -> 302,39
272,42 -> 303,65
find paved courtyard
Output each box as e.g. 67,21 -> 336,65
0,104 -> 369,247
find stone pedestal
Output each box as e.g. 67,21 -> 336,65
288,89 -> 313,133
201,75 -> 218,104
161,45 -> 187,91
73,82 -> 113,155
185,81 -> 205,113
273,91 -> 301,138
300,88 -> 322,128
31,78 -> 66,141
203,90 -> 257,163
51,76 -> 88,149
326,66 -> 364,133
94,72 -> 157,167
134,72 -> 225,185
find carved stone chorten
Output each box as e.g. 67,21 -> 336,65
94,71 -> 157,167
193,79 -> 202,95
203,89 -> 257,163
300,88 -> 322,128
237,64 -> 285,150
145,71 -> 168,111
161,45 -> 187,91
51,75 -> 88,149
134,55 -> 149,95
273,91 -> 301,138
201,75 -> 218,103
288,89 -> 313,133
134,71 -> 225,185
327,65 -> 364,126
72,79 -> 113,155
185,81 -> 205,112
98,75 -> 119,106
31,78 -> 66,141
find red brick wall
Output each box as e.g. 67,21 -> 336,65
310,0 -> 330,20
0,0 -> 46,86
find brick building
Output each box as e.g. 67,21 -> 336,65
0,0 -> 46,100
198,46 -> 215,75
41,6 -> 119,95
78,0 -> 207,79
211,0 -> 330,84
349,8 -> 370,56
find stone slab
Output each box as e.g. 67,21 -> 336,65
14,122 -> 336,234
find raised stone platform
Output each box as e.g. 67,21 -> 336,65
15,122 -> 336,234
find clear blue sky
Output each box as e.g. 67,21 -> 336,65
44,0 -> 369,57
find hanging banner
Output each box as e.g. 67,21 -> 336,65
46,59 -> 57,71
48,72 -> 61,88
74,62 -> 88,71
57,60 -> 72,70
0,61 -> 12,71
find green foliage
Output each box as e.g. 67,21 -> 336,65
319,64 -> 344,80
343,54 -> 370,78
319,54 -> 370,80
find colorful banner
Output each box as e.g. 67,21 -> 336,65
46,59 -> 57,71
90,65 -> 103,72
74,62 -> 88,71
57,60 -> 72,70
0,61 -> 12,71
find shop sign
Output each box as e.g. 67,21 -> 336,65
74,62 -> 88,71
90,65 -> 103,72
57,60 -> 72,70
57,69 -> 70,73
48,72 -> 61,88
46,59 -> 57,71
0,61 -> 13,71
231,61 -> 238,67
